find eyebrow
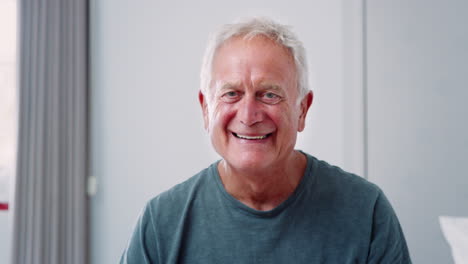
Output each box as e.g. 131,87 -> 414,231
258,83 -> 283,92
213,81 -> 285,95
213,81 -> 240,93
219,82 -> 240,91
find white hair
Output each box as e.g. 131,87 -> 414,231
200,17 -> 310,105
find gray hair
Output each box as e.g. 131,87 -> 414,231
200,17 -> 310,105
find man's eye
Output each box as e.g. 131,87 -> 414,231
220,91 -> 241,102
259,92 -> 282,104
225,91 -> 238,97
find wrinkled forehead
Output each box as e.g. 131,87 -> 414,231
209,36 -> 297,92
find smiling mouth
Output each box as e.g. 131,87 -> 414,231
232,132 -> 272,140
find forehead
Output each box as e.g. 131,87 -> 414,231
211,36 -> 297,87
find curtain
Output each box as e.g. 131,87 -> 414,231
12,0 -> 89,263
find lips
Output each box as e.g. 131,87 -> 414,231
232,132 -> 272,140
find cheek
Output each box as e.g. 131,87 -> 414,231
209,104 -> 236,132
273,107 -> 300,133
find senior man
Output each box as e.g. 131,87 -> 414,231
121,17 -> 411,264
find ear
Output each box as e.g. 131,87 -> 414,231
198,91 -> 209,131
297,91 -> 313,132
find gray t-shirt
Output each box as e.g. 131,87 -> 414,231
121,152 -> 411,263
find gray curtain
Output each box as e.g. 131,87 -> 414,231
12,0 -> 89,264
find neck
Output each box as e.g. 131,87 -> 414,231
218,150 -> 307,211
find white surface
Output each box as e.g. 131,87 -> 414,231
367,0 -> 468,263
0,212 -> 11,264
440,216 -> 468,264
0,1 -> 16,263
87,175 -> 98,197
0,0 -> 17,203
90,1 -> 362,263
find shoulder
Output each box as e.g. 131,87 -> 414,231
121,164 -> 218,263
144,163 -> 216,223
303,153 -> 384,215
308,153 -> 381,195
303,153 -> 412,262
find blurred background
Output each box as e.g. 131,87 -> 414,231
1,0 -> 467,263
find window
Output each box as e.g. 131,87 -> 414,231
0,0 -> 18,210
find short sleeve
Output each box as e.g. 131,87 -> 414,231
120,202 -> 159,264
367,189 -> 412,264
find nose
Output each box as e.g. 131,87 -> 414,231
238,94 -> 263,126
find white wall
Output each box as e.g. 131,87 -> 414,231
366,1 -> 468,263
90,1 -> 361,263
0,212 -> 11,263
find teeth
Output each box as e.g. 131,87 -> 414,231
235,133 -> 268,140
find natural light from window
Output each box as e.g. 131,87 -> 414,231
0,0 -> 17,210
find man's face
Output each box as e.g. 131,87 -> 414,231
199,36 -> 312,171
